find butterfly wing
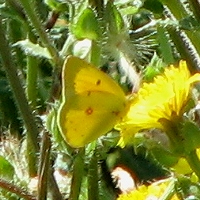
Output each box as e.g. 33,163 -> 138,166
62,56 -> 126,98
57,56 -> 128,148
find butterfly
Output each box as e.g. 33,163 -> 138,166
57,56 -> 129,148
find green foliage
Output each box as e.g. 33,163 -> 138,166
0,156 -> 14,180
1,0 -> 200,199
181,121 -> 200,153
14,39 -> 52,59
73,7 -> 100,40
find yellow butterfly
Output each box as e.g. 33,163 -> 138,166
57,56 -> 129,148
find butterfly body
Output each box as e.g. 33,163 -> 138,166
57,56 -> 128,148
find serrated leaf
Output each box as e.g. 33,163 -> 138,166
14,39 -> 52,59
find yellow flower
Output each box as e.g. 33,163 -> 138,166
172,148 -> 200,180
117,178 -> 179,200
116,61 -> 200,146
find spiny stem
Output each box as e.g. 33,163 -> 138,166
37,131 -> 51,200
90,40 -> 101,66
37,130 -> 63,200
26,30 -> 39,108
188,0 -> 200,22
167,26 -> 200,72
164,0 -> 200,60
69,148 -> 85,200
88,150 -> 99,200
185,150 -> 200,180
0,17 -> 39,175
0,178 -> 36,200
17,0 -> 62,66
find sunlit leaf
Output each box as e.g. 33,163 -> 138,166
72,7 -> 100,40
14,39 -> 52,59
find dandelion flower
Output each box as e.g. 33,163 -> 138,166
116,61 -> 200,146
117,178 -> 179,200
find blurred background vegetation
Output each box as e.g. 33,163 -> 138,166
1,0 -> 200,199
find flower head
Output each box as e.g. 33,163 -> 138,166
116,61 -> 200,146
117,178 -> 179,200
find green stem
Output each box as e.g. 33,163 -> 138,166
0,17 -> 39,175
185,150 -> 200,180
88,151 -> 99,200
188,0 -> 200,22
60,34 -> 76,58
164,0 -> 188,19
37,131 -> 63,200
90,40 -> 101,66
89,0 -> 104,66
17,0 -> 62,66
164,0 -> 200,63
48,170 -> 63,200
37,131 -> 51,200
69,148 -> 85,200
7,18 -> 26,71
159,179 -> 176,200
26,29 -> 39,107
26,55 -> 38,107
167,27 -> 198,72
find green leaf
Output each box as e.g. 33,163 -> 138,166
114,0 -> 134,5
143,0 -> 164,14
120,6 -> 138,16
176,176 -> 200,199
72,8 -> 100,40
157,25 -> 174,64
14,39 -> 52,59
106,1 -> 125,35
151,147 -> 179,167
181,121 -> 200,153
179,16 -> 200,31
44,0 -> 69,12
143,54 -> 165,82
0,156 -> 15,180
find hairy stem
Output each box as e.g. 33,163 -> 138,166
185,150 -> 200,180
17,0 -> 62,66
88,151 -> 99,200
37,131 -> 51,200
0,17 -> 39,176
0,178 -> 36,200
69,148 -> 85,200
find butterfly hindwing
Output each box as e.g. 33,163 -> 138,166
58,56 -> 128,148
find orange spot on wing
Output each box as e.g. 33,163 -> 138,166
85,107 -> 93,115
